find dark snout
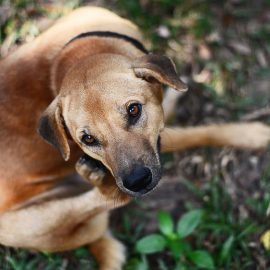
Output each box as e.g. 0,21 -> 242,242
117,163 -> 161,196
123,166 -> 152,192
114,138 -> 162,196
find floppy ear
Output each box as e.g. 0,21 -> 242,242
132,54 -> 188,92
38,96 -> 70,161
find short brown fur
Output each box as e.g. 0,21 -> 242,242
0,7 -> 270,270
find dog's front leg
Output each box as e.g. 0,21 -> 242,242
76,154 -> 107,187
75,156 -> 129,270
160,122 -> 270,152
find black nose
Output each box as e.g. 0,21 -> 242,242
123,167 -> 152,192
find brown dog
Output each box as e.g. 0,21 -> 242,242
1,7 -> 270,270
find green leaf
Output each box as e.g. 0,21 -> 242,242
174,262 -> 188,270
158,259 -> 169,270
188,250 -> 215,269
126,256 -> 149,270
168,239 -> 191,258
158,210 -> 174,237
136,234 -> 167,254
74,247 -> 89,258
6,257 -> 20,270
177,209 -> 203,238
219,235 -> 234,263
137,256 -> 149,270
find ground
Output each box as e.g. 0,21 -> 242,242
1,0 -> 270,269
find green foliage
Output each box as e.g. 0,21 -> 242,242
192,16 -> 212,38
125,169 -> 270,269
219,235 -> 234,264
177,209 -> 203,238
188,250 -> 214,269
0,248 -> 96,270
183,175 -> 270,269
158,210 -> 174,237
133,208 -> 215,269
136,234 -> 167,254
126,256 -> 149,270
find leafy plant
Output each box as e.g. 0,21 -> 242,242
135,209 -> 215,269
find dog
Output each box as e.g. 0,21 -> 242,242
1,7 -> 270,270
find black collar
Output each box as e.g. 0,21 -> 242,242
65,31 -> 148,54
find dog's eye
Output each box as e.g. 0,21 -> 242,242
127,103 -> 142,117
81,134 -> 97,146
127,103 -> 142,125
128,103 -> 141,116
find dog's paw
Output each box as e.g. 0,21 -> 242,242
89,232 -> 126,270
76,154 -> 106,186
241,122 -> 270,149
228,122 -> 270,150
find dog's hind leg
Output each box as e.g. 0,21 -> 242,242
89,231 -> 126,270
161,122 -> 270,152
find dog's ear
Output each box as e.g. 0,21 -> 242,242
38,96 -> 70,161
132,54 -> 188,92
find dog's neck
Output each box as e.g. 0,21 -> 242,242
51,32 -> 148,96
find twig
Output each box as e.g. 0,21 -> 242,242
240,107 -> 270,121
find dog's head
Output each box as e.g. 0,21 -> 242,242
38,54 -> 187,196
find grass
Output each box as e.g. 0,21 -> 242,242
1,0 -> 270,269
122,170 -> 270,270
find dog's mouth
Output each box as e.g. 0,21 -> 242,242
77,137 -> 162,197
77,155 -> 162,197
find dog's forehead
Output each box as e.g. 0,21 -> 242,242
66,74 -> 150,120
65,60 -> 156,106
68,73 -> 150,109
62,54 -> 154,99
85,72 -> 150,99
61,54 -> 161,128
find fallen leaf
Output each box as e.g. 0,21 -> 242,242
260,230 -> 270,250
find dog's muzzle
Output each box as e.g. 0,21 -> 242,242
117,138 -> 162,196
